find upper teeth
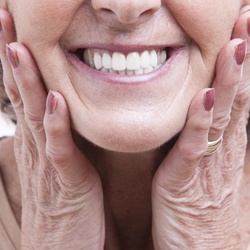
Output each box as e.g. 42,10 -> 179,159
83,49 -> 167,75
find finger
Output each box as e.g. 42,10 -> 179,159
6,43 -> 47,147
0,10 -> 26,165
154,88 -> 214,192
231,8 -> 250,125
44,91 -> 98,188
0,10 -> 22,116
208,39 -> 246,141
233,5 -> 250,84
0,9 -> 16,71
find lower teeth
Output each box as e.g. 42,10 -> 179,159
97,65 -> 162,75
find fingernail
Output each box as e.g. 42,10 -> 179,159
46,91 -> 58,115
247,17 -> 250,37
6,44 -> 19,69
204,89 -> 215,112
235,40 -> 247,65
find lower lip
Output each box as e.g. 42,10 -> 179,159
68,47 -> 185,85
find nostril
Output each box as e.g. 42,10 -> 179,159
141,9 -> 153,16
101,8 -> 114,15
91,0 -> 161,25
102,8 -> 112,12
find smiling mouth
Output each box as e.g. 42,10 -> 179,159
73,48 -> 172,75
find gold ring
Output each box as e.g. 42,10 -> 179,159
205,135 -> 223,156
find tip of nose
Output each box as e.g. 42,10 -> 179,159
92,0 -> 161,25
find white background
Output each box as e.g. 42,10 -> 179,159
0,112 -> 15,137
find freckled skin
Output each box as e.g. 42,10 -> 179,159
6,0 -> 242,152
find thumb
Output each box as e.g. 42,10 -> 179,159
44,91 -> 98,188
153,89 -> 213,192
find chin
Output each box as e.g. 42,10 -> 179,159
73,113 -> 184,153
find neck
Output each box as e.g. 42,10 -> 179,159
74,133 -> 176,249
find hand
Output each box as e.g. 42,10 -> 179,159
152,6 -> 250,250
0,9 -> 105,250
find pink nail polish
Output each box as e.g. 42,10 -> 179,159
204,89 -> 215,111
46,91 -> 58,115
247,17 -> 250,37
235,40 -> 247,66
6,44 -> 19,69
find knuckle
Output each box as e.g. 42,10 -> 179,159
3,75 -> 16,90
233,98 -> 248,114
46,144 -> 75,166
193,121 -> 210,132
234,87 -> 250,110
12,97 -> 23,113
211,113 -> 231,132
24,110 -> 44,133
45,122 -> 64,137
210,126 -> 224,136
17,140 -> 38,172
3,77 -> 19,98
188,117 -> 211,133
176,142 -> 205,164
3,77 -> 23,112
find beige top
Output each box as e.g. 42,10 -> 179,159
0,139 -> 21,250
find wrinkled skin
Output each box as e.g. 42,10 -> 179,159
0,1 -> 250,249
3,0 -> 244,152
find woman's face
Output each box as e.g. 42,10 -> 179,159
7,0 -> 242,152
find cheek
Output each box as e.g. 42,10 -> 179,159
163,0 -> 241,88
164,0 -> 240,53
11,0 -> 82,46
